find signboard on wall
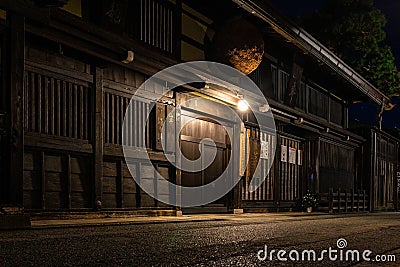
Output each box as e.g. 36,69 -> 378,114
239,130 -> 246,177
397,171 -> 400,194
298,150 -> 303,165
260,141 -> 269,159
281,145 -> 287,162
288,147 -> 296,164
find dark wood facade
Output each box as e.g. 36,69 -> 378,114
355,129 -> 399,212
0,0 -> 397,214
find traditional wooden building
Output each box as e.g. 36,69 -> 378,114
0,0 -> 394,215
350,100 -> 400,212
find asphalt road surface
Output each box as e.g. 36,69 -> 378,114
1,213 -> 400,266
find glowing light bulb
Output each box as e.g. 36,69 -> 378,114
237,99 -> 249,111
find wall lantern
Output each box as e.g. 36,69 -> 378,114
237,97 -> 249,112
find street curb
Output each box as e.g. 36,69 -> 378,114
30,218 -> 229,229
28,211 -> 393,230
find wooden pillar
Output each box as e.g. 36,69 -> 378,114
305,134 -> 319,194
314,138 -> 320,194
93,67 -> 103,209
227,119 -> 242,213
7,12 -> 25,205
174,92 -> 182,215
66,154 -> 72,209
370,130 -> 376,212
396,142 -> 399,212
273,133 -> 281,208
328,188 -> 333,213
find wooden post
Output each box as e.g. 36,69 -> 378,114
328,187 -> 333,213
396,142 -> 399,212
66,154 -> 72,209
136,162 -> 142,208
274,132 -> 282,208
370,130 -> 376,212
118,160 -> 123,208
228,119 -> 243,214
337,188 -> 341,213
7,12 -> 25,205
351,188 -> 355,212
315,138 -> 320,194
174,92 -> 182,215
119,159 -> 124,208
40,151 -> 45,210
357,189 -> 360,212
93,67 -> 104,210
363,189 -> 366,211
344,190 -> 348,213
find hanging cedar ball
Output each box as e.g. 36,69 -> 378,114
206,17 -> 264,75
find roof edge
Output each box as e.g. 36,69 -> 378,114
233,0 -> 390,106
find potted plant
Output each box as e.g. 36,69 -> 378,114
302,191 -> 317,213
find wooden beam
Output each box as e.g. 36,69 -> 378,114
93,67 -> 104,209
7,12 -> 25,205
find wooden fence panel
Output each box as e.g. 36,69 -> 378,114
319,188 -> 368,213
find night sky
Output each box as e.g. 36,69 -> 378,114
268,0 -> 400,67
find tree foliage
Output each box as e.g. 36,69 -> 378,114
299,0 -> 400,95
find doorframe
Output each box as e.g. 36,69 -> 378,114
178,95 -> 242,212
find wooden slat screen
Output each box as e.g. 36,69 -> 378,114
320,142 -> 354,173
242,127 -> 275,201
277,70 -> 289,102
374,133 -> 397,209
319,141 -> 355,193
279,136 -> 301,201
140,0 -> 174,54
24,68 -> 92,141
309,85 -> 328,119
330,98 -> 343,125
271,64 -> 278,99
248,61 -> 275,99
104,90 -> 150,147
296,82 -> 307,111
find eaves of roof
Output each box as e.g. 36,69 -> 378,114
233,0 -> 390,106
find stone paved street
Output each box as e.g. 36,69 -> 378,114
1,213 -> 400,266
